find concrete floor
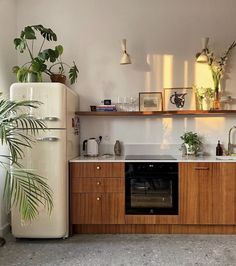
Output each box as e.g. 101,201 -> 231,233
1,234 -> 236,266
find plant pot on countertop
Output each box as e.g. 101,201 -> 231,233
184,143 -> 196,155
50,73 -> 66,84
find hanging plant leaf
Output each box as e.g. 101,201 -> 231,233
23,26 -> 36,40
16,67 -> 28,82
69,62 -> 79,84
12,66 -> 20,74
31,58 -> 47,72
55,45 -> 63,55
33,24 -> 57,41
38,50 -> 49,61
14,38 -> 26,53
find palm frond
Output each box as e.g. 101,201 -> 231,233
4,168 -> 53,220
0,98 -> 53,221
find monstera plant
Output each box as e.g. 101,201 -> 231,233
13,24 -> 79,84
0,97 -> 53,246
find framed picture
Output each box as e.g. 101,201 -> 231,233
164,87 -> 196,111
139,92 -> 163,111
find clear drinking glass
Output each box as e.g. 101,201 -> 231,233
116,96 -> 123,111
123,96 -> 129,112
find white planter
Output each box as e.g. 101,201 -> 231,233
184,143 -> 195,155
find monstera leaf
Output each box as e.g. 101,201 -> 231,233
69,62 -> 79,84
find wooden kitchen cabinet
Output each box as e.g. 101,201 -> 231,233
70,162 -> 125,226
180,162 -> 236,225
70,162 -> 124,178
72,193 -> 124,224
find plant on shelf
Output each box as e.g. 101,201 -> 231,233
13,25 -> 57,82
12,24 -> 79,84
0,96 -> 53,245
44,45 -> 79,85
195,87 -> 214,110
207,41 -> 236,92
180,131 -> 202,155
206,41 -> 236,109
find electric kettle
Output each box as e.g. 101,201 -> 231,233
83,136 -> 102,156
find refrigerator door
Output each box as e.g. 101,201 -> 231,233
11,129 -> 68,238
10,83 -> 67,129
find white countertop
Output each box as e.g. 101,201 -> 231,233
70,155 -> 236,163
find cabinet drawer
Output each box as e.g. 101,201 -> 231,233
70,162 -> 124,178
72,178 -> 124,193
72,193 -> 125,224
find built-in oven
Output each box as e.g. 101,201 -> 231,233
125,162 -> 178,215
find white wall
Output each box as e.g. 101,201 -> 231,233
16,0 -> 236,154
0,0 -> 17,235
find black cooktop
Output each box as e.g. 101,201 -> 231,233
125,155 -> 176,160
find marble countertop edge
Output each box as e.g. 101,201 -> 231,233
69,155 -> 236,163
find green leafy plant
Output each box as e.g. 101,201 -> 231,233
13,25 -> 79,84
195,87 -> 214,110
0,98 -> 53,221
180,131 -> 202,155
206,41 -> 236,90
44,45 -> 79,85
12,25 -> 57,82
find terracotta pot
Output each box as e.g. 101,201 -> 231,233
50,74 -> 66,84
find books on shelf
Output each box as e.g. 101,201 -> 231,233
96,105 -> 117,112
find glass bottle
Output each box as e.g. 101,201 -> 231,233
114,140 -> 121,156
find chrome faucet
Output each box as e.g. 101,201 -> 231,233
228,126 -> 236,155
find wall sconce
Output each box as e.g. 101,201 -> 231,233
120,39 -> 132,65
196,37 -> 209,63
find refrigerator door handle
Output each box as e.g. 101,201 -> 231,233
36,137 -> 59,142
42,117 -> 59,121
26,115 -> 59,122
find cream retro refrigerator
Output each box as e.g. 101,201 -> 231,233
10,83 -> 79,238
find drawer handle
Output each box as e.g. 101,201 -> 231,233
96,197 -> 101,201
96,166 -> 101,170
194,167 -> 210,170
96,181 -> 101,186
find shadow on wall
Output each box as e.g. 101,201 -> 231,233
132,52 -> 214,92
126,52 -> 228,145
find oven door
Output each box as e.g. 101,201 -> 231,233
125,163 -> 178,215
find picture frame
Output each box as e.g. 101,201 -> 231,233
164,87 -> 196,111
139,92 -> 163,111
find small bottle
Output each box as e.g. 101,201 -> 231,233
114,140 -> 121,156
216,140 -> 223,156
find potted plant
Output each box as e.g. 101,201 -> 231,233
12,25 -> 58,82
13,25 -> 79,84
44,45 -> 79,85
0,97 -> 53,246
180,131 -> 202,155
195,87 -> 214,110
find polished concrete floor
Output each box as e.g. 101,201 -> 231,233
1,234 -> 236,266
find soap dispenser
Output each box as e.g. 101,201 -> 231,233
216,140 -> 223,156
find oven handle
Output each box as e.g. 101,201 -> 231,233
135,186 -> 149,190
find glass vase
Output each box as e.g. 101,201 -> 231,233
212,87 -> 221,110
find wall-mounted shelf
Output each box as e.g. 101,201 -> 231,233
76,110 -> 236,117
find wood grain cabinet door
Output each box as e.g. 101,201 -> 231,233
180,162 -> 236,225
102,193 -> 125,224
179,162 -> 210,224
72,193 -> 125,225
72,178 -> 124,193
72,193 -> 103,224
210,163 -> 236,224
70,162 -> 124,178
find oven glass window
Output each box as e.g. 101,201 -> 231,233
125,162 -> 178,215
131,178 -> 173,208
